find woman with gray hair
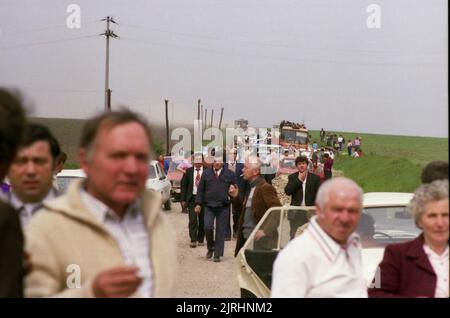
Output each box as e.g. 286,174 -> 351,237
369,180 -> 449,298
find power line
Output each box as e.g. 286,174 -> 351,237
0,34 -> 97,50
0,20 -> 101,37
120,23 -> 441,56
120,37 -> 444,67
121,23 -> 220,40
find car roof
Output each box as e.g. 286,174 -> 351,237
57,169 -> 86,178
363,192 -> 414,207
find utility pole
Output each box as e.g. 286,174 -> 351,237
197,99 -> 201,121
165,99 -> 170,156
218,107 -> 224,130
204,108 -> 208,130
201,104 -> 204,129
101,16 -> 118,111
210,109 -> 214,128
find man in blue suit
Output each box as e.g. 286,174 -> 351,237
195,156 -> 237,262
224,150 -> 245,239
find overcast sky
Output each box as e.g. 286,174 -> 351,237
0,0 -> 447,137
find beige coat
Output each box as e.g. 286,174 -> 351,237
25,179 -> 177,298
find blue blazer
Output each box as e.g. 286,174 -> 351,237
195,168 -> 237,208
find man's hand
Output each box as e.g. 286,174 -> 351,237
254,230 -> 266,241
194,205 -> 201,214
181,201 -> 187,209
228,184 -> 239,198
92,266 -> 143,298
298,171 -> 307,182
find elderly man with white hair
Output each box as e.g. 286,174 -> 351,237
271,177 -> 367,298
229,155 -> 281,256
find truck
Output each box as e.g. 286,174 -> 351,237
277,121 -> 309,151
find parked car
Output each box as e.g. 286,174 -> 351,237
146,160 -> 172,210
56,160 -> 172,210
55,169 -> 85,193
236,192 -> 416,298
276,156 -> 297,176
164,156 -> 184,202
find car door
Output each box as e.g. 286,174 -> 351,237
155,162 -> 171,201
236,206 -> 315,298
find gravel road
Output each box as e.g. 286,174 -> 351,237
167,202 -> 240,298
167,172 -> 341,298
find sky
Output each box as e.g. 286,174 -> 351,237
0,0 -> 447,137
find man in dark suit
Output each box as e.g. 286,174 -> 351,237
195,156 -> 237,262
229,155 -> 282,256
0,88 -> 27,297
180,153 -> 205,248
224,150 -> 245,239
285,156 -> 321,239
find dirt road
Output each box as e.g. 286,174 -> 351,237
167,203 -> 240,298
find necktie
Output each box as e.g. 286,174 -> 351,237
195,169 -> 201,187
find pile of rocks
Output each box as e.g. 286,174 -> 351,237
271,174 -> 290,205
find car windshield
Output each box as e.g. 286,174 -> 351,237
361,206 -> 420,248
168,160 -> 181,172
280,159 -> 296,169
148,165 -> 157,179
57,176 -> 81,194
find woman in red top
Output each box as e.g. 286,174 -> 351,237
323,153 -> 333,180
369,180 -> 449,298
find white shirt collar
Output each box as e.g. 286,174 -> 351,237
308,215 -> 360,261
10,188 -> 56,211
423,244 -> 449,259
80,188 -> 140,223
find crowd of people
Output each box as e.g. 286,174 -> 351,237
1,87 -> 448,298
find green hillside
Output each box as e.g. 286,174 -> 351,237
28,118 -> 447,193
309,130 -> 448,192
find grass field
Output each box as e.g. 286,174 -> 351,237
29,117 -> 447,193
309,130 -> 448,192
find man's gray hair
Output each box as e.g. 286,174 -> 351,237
315,177 -> 363,210
409,179 -> 449,228
245,154 -> 262,172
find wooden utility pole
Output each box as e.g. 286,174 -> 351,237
210,109 -> 214,128
218,107 -> 224,129
197,99 -> 201,120
201,104 -> 204,128
165,99 -> 170,155
101,16 -> 118,111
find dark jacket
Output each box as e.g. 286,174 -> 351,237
195,168 -> 237,208
368,234 -> 438,298
224,162 -> 245,195
180,166 -> 198,203
284,171 -> 321,206
0,201 -> 24,297
232,178 -> 281,256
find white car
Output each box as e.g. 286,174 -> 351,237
55,169 -> 85,194
146,160 -> 172,210
56,160 -> 172,210
236,192 -> 416,298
